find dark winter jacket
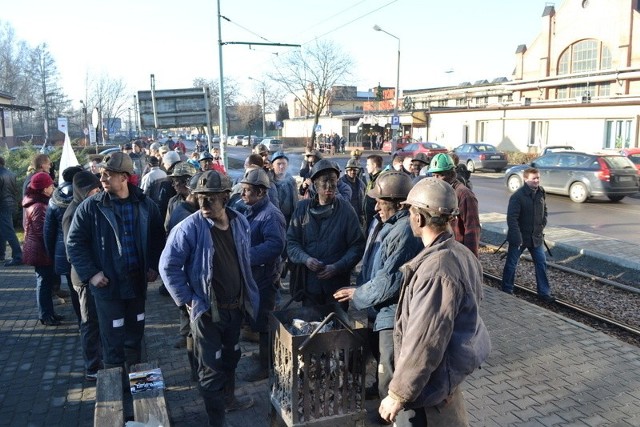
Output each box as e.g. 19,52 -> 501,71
44,183 -> 74,275
353,210 -> 423,331
21,191 -> 52,267
166,201 -> 198,233
245,196 -> 286,291
62,172 -> 101,288
506,184 -> 547,248
272,172 -> 298,224
66,184 -> 165,299
0,165 -> 19,210
287,196 -> 365,297
339,174 -> 365,218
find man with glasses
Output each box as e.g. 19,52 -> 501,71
159,170 -> 259,426
287,159 -> 365,307
66,153 -> 164,385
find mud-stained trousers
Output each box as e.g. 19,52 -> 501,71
192,308 -> 243,427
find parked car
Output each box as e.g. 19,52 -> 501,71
261,138 -> 283,152
98,146 -> 122,156
242,135 -> 262,147
227,135 -> 244,146
504,151 -> 640,203
620,147 -> 640,170
381,136 -> 413,154
541,145 -> 575,155
451,143 -> 508,172
399,142 -> 448,159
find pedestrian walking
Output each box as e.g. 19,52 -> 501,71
501,167 -> 555,302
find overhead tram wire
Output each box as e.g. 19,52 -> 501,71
300,0 -> 399,46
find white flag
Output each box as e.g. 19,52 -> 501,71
58,132 -> 80,185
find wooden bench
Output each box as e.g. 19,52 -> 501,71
130,362 -> 171,426
94,363 -> 171,427
94,367 -> 124,427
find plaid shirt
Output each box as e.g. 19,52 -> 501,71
112,197 -> 140,273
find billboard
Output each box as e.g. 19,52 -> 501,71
137,87 -> 210,129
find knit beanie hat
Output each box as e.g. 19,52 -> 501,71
62,165 -> 84,183
29,172 -> 54,190
72,171 -> 101,197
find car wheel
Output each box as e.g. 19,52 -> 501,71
466,160 -> 476,173
607,195 -> 625,202
506,175 -> 522,192
569,182 -> 588,203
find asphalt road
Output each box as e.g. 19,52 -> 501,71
472,173 -> 640,245
224,145 -> 640,245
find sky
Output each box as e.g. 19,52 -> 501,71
2,0 -> 555,111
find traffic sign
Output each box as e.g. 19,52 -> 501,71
276,121 -> 282,129
315,124 -> 322,133
391,116 -> 400,125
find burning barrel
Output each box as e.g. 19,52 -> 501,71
269,304 -> 368,426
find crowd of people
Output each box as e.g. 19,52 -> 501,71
0,135 -> 558,427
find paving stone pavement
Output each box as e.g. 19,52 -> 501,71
1,256 -> 639,426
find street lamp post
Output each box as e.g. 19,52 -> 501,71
249,77 -> 266,137
373,24 -> 400,153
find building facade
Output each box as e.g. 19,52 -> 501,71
284,0 -> 640,154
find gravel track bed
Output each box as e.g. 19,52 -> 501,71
479,246 -> 640,348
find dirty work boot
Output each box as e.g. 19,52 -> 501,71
224,373 -> 254,412
243,333 -> 268,382
201,390 -> 227,427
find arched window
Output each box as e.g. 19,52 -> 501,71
557,39 -> 612,75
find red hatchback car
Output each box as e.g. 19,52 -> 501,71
399,142 -> 449,159
381,136 -> 413,153
620,147 -> 640,170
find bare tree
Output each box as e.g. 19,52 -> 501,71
235,101 -> 262,135
87,74 -> 130,141
268,40 -> 353,147
192,77 -> 240,134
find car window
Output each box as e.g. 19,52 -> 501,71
477,144 -> 496,152
602,156 -> 636,169
533,154 -> 559,167
405,143 -> 416,151
628,154 -> 640,166
457,145 -> 469,153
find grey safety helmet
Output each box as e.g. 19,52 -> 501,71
367,171 -> 413,200
189,172 -> 203,191
412,153 -> 430,166
310,159 -> 340,180
198,151 -> 214,162
240,167 -> 271,189
402,177 -> 459,217
270,151 -> 288,162
253,143 -> 269,156
170,161 -> 197,178
345,158 -> 360,170
192,170 -> 233,194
